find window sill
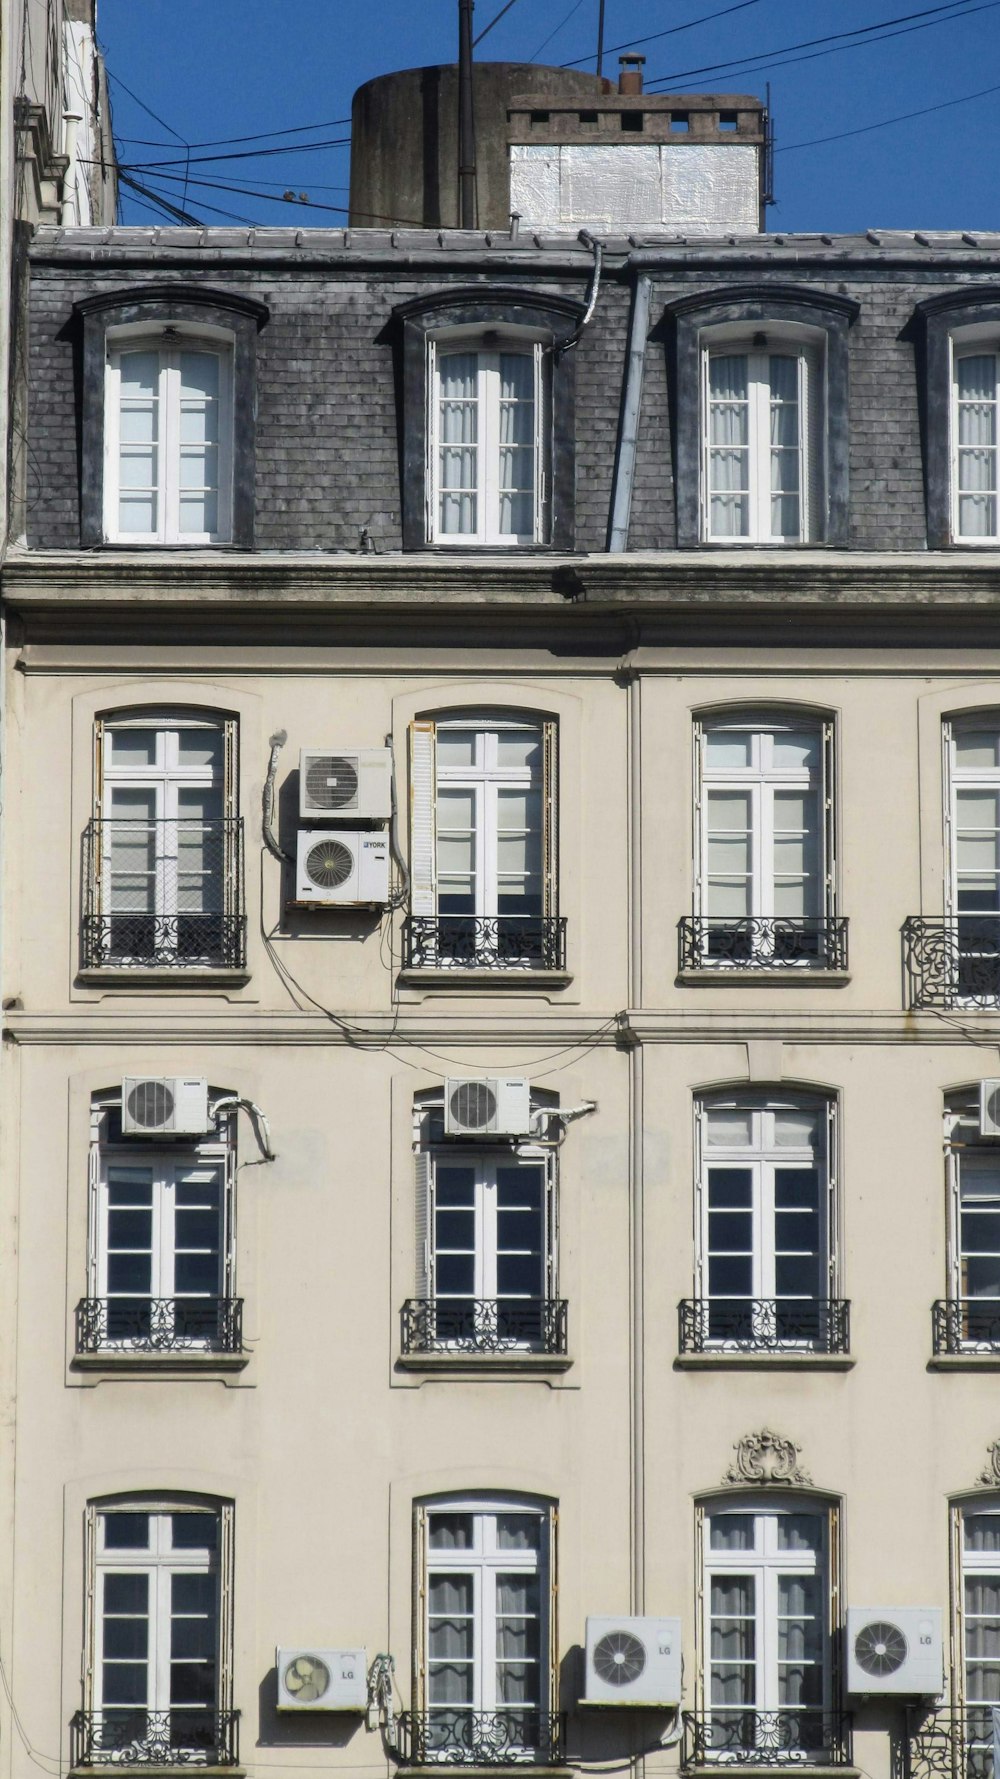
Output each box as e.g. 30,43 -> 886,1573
677,969 -> 850,988
394,1768 -> 571,1777
72,1351 -> 249,1375
77,968 -> 251,987
928,1353 -> 1000,1369
675,1352 -> 854,1371
69,1769 -> 244,1778
397,969 -> 573,990
397,1351 -> 573,1375
684,1768 -> 859,1779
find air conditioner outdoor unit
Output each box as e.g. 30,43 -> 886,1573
582,1616 -> 682,1708
980,1080 -> 1000,1139
296,830 -> 390,905
275,1647 -> 367,1712
846,1609 -> 943,1696
121,1077 -> 211,1138
444,1077 -> 533,1138
299,748 -> 392,822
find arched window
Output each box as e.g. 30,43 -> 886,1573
937,1090 -> 1000,1355
76,1089 -> 241,1358
695,1495 -> 842,1764
409,1494 -> 560,1765
406,711 -> 563,973
402,1089 -> 565,1359
78,1494 -> 236,1767
954,1498 -> 1000,1740
683,1090 -> 845,1356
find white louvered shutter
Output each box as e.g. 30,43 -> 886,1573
414,1150 -> 433,1300
542,720 -> 558,921
409,720 -> 437,917
801,344 -> 825,543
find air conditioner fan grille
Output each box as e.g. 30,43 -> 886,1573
306,755 -> 359,812
593,1630 -> 646,1687
305,839 -> 355,890
450,1081 -> 497,1131
854,1621 -> 908,1678
283,1654 -> 331,1702
126,1079 -> 174,1129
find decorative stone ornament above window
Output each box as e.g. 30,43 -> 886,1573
74,285 -> 269,549
978,1438 -> 1000,1487
666,285 -> 859,549
914,288 -> 1000,549
394,288 -> 584,552
724,1428 -> 812,1486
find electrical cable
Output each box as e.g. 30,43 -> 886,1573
474,0 -> 523,45
115,117 -> 351,151
117,137 -> 352,171
774,76 -> 1000,154
643,0 -> 993,89
529,0 -> 589,61
561,0 -> 763,69
106,164 -> 428,226
107,67 -> 187,143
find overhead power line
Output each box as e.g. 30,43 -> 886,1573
120,137 -> 352,173
644,0 -> 993,89
530,0 -> 588,60
115,117 -> 352,152
774,76 -> 1000,154
562,0 -> 763,70
107,68 -> 186,143
474,0 -> 522,45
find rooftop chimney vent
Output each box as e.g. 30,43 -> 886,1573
618,55 -> 645,96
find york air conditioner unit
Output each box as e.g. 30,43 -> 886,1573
980,1080 -> 1000,1139
846,1609 -> 943,1696
582,1617 -> 682,1708
445,1077 -> 532,1139
276,1647 -> 367,1712
296,830 -> 389,906
299,748 -> 392,822
121,1077 -> 210,1138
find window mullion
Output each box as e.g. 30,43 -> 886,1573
750,356 -> 768,543
755,1161 -> 770,1301
478,1162 -> 494,1301
161,357 -> 177,545
481,356 -> 497,545
153,1551 -> 171,1712
756,780 -> 771,918
482,780 -> 497,920
157,1162 -> 173,1301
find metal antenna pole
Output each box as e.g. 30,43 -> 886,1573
596,0 -> 606,76
458,0 -> 477,228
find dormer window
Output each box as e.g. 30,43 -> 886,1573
703,336 -> 822,544
105,333 -> 233,544
953,346 -> 999,542
431,338 -> 545,545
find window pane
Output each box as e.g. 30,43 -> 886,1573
955,730 -> 1000,770
429,1514 -> 474,1550
705,1108 -> 753,1147
103,1514 -> 151,1550
119,353 -> 159,399
171,1514 -> 218,1551
108,729 -> 159,767
496,1515 -> 542,1550
710,1515 -> 756,1551
437,730 -> 478,770
776,1513 -> 822,1552
966,1515 -> 1000,1553
773,1107 -> 820,1149
705,730 -> 753,770
772,730 -> 819,772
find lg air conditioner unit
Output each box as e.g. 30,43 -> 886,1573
276,1647 -> 367,1712
582,1617 -> 682,1708
980,1080 -> 1000,1139
299,749 -> 392,822
296,830 -> 390,906
846,1609 -> 943,1696
444,1077 -> 533,1139
121,1077 -> 211,1138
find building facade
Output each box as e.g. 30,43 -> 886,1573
4,62 -> 1000,1779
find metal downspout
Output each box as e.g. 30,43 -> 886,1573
625,657 -> 644,1616
608,272 -> 652,552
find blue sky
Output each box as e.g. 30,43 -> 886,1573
97,0 -> 1000,234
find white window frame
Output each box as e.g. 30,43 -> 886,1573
104,326 -> 234,545
695,1093 -> 837,1348
944,1093 -> 1000,1350
950,329 -> 1000,546
84,1498 -> 235,1762
94,709 -> 238,968
953,1499 -> 1000,1727
88,1096 -> 237,1350
700,329 -> 824,546
427,332 -> 548,546
698,1498 -> 836,1755
414,1495 -> 557,1759
408,714 -> 558,969
694,713 -> 835,953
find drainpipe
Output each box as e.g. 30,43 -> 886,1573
60,111 -> 82,225
625,650 -> 644,1614
458,0 -> 476,227
608,272 -> 652,551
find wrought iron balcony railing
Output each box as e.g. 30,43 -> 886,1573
396,1710 -> 565,1767
682,1709 -> 853,1769
401,1298 -> 568,1356
679,1298 -> 851,1356
903,916 -> 1000,1009
932,1298 -> 1000,1355
81,818 -> 246,970
75,1297 -> 244,1356
403,915 -> 567,971
679,917 -> 849,972
71,1708 -> 240,1768
904,1708 -> 999,1779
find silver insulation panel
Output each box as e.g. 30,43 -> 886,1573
509,143 -> 760,233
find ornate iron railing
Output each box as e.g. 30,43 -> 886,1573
75,1297 -> 244,1356
903,917 -> 1000,1009
904,1708 -> 999,1779
679,917 -> 849,971
683,1709 -> 853,1769
933,1299 -> 1000,1355
71,1708 -> 240,1768
678,1298 -> 850,1355
396,1710 -> 565,1767
401,1298 -> 568,1356
81,819 -> 246,970
403,916 -> 567,971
